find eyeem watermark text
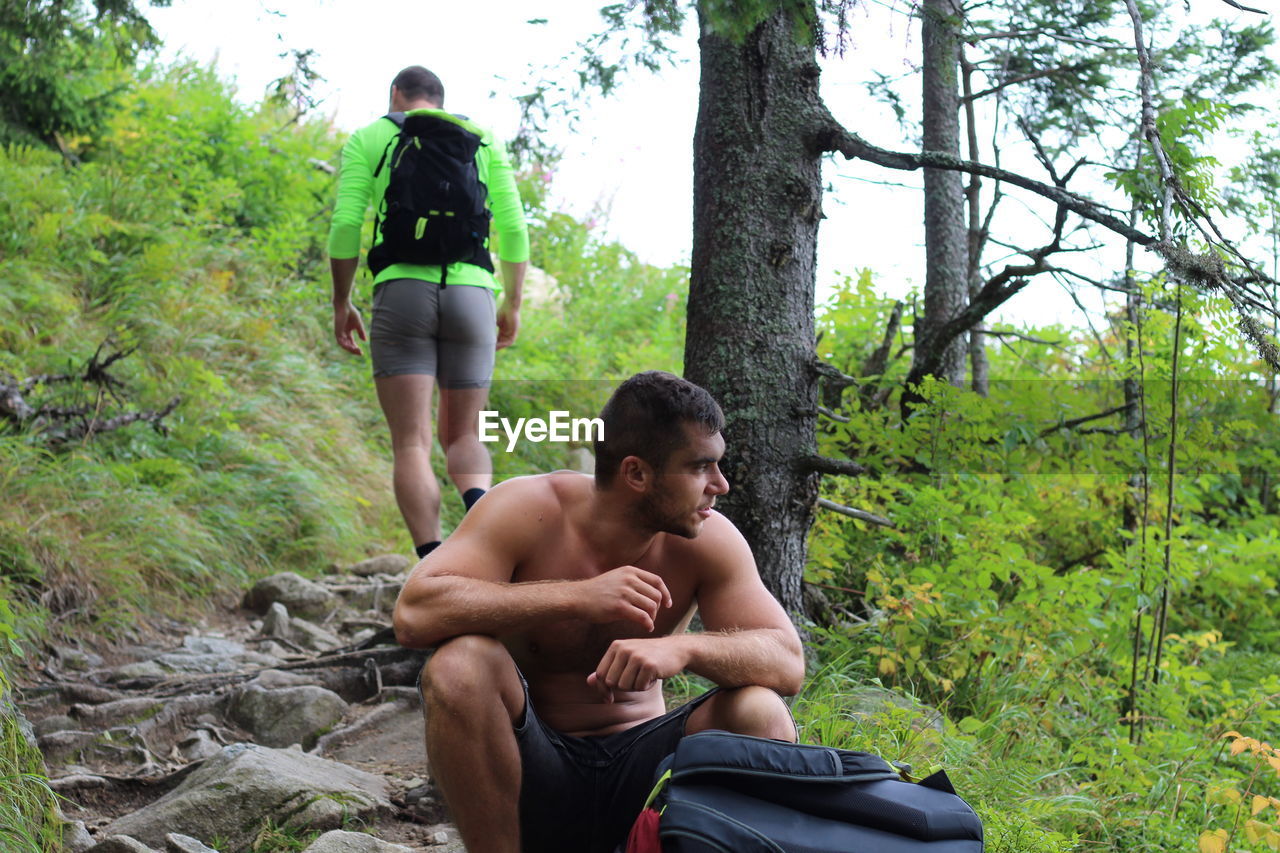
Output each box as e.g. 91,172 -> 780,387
478,410 -> 604,452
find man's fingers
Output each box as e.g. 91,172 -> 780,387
633,569 -> 673,609
585,672 -> 614,704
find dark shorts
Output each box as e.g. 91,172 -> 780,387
368,278 -> 496,386
515,678 -> 719,853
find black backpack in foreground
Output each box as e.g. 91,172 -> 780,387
625,730 -> 984,853
367,111 -> 494,285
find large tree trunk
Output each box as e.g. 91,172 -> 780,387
685,6 -> 823,617
914,0 -> 969,388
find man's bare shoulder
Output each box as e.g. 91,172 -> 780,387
453,470 -> 591,535
480,469 -> 591,509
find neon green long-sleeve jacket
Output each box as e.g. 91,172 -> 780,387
327,108 -> 530,291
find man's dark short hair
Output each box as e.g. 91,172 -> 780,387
391,66 -> 445,105
594,371 -> 725,487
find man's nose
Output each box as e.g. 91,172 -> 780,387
709,467 -> 729,495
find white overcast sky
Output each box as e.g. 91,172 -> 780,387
148,0 -> 1275,333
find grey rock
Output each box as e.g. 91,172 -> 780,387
165,833 -> 222,853
71,697 -> 164,729
332,581 -> 402,614
61,819 -> 96,852
54,644 -> 105,671
228,684 -> 348,749
101,743 -> 391,852
288,616 -> 343,652
235,650 -> 288,667
86,837 -> 162,853
182,635 -> 243,656
256,640 -> 294,659
38,729 -> 97,763
247,669 -> 313,689
347,554 -> 412,577
103,660 -> 170,682
152,652 -> 239,675
177,729 -> 222,762
262,602 -> 290,639
301,830 -> 414,853
243,572 -> 337,620
35,713 -> 79,737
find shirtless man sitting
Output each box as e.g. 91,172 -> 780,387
392,370 -> 805,853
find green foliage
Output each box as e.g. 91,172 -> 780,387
0,700 -> 60,853
805,269 -> 1280,850
0,0 -> 168,147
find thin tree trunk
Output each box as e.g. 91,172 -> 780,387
916,0 -> 970,388
961,47 -> 989,396
685,5 -> 824,617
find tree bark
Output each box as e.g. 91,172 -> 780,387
916,0 -> 970,388
685,5 -> 824,618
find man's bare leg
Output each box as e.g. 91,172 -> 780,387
420,635 -> 526,853
685,685 -> 797,742
375,374 -> 441,546
437,386 -> 492,497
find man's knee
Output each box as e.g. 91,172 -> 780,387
693,685 -> 796,742
421,635 -> 517,714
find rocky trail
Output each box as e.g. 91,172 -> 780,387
13,555 -> 462,853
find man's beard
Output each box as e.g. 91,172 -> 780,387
638,485 -> 699,539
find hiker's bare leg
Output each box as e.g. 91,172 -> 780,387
437,386 -> 492,496
685,685 -> 797,742
375,374 -> 441,546
420,635 -> 525,853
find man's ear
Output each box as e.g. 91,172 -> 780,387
619,455 -> 654,493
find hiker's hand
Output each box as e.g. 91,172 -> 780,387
496,303 -> 520,349
587,636 -> 687,702
334,301 -> 366,356
578,566 -> 672,632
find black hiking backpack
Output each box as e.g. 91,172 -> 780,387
624,731 -> 984,853
366,111 -> 494,285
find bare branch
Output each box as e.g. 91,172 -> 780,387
817,405 -> 851,423
964,62 -> 1094,103
1038,403 -> 1132,438
798,455 -> 867,477
1216,0 -> 1267,13
812,116 -> 1153,245
812,360 -> 859,386
982,329 -> 1064,346
816,497 -> 895,528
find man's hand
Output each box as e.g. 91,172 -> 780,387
334,301 -> 367,355
496,302 -> 520,349
587,636 -> 688,703
577,566 -> 672,632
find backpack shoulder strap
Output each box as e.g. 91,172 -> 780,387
372,112 -> 407,178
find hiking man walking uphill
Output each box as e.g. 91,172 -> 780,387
328,65 -> 529,559
392,371 -> 805,853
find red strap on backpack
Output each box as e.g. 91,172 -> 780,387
624,806 -> 663,853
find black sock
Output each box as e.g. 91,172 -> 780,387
415,540 -> 441,559
462,488 -> 486,511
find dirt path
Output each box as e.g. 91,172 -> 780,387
16,558 -> 463,852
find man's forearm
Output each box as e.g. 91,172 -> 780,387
500,259 -> 526,307
394,575 -> 578,649
330,257 -> 359,304
680,629 -> 805,696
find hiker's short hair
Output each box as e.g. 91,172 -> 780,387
391,66 -> 445,105
594,371 -> 725,487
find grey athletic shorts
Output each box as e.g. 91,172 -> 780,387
515,678 -> 721,853
369,279 -> 496,387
